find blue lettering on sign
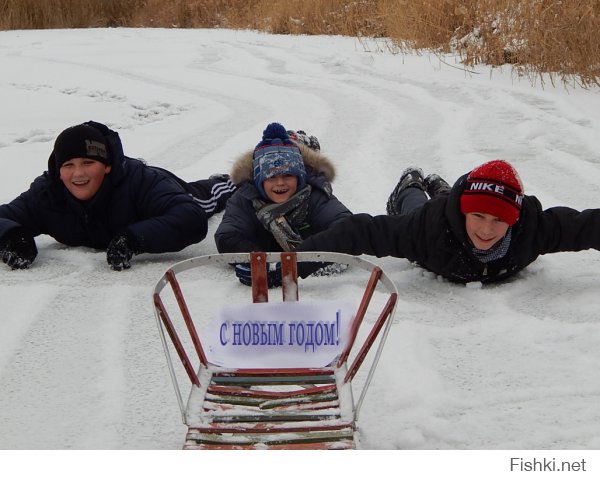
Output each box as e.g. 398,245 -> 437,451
219,309 -> 342,352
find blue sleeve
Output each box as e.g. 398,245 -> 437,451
123,168 -> 208,253
0,176 -> 50,239
214,191 -> 266,253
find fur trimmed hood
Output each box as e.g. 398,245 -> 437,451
230,144 -> 336,186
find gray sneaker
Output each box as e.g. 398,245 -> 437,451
424,173 -> 451,198
386,167 -> 424,215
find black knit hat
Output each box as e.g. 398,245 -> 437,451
53,124 -> 109,169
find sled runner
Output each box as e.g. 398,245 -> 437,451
152,251 -> 398,449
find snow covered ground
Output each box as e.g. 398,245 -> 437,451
1,28 -> 599,477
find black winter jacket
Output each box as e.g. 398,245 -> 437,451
0,121 -> 208,255
297,173 -> 600,283
215,144 -> 352,253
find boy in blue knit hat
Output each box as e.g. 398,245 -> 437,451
252,123 -> 307,203
215,122 -> 352,286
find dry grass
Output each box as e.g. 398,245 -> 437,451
0,0 -> 145,28
1,0 -> 598,86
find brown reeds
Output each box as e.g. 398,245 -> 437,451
1,0 -> 598,87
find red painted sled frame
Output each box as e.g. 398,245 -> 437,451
152,252 -> 398,449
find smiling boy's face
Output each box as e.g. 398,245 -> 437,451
262,175 -> 298,204
464,211 -> 509,250
59,157 -> 112,201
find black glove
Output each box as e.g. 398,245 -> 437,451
0,228 -> 37,270
235,262 -> 282,288
106,232 -> 139,271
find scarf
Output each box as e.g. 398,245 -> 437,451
471,227 -> 512,263
253,185 -> 312,251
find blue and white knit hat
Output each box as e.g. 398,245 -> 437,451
253,123 -> 307,199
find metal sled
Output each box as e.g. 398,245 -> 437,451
152,251 -> 398,449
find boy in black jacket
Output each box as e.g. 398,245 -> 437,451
0,121 -> 236,271
297,160 -> 600,283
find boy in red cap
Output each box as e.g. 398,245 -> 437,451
297,160 -> 600,283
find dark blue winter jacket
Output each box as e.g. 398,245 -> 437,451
0,121 -> 208,254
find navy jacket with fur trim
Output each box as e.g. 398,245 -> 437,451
297,173 -> 600,283
0,121 -> 208,255
215,144 -> 352,253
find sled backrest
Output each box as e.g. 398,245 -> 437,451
250,251 -> 299,303
152,251 -> 398,423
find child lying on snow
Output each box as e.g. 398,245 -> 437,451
0,121 -> 236,271
296,159 -> 600,283
214,122 -> 352,286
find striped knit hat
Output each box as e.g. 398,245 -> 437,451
253,123 -> 306,200
460,160 -> 524,225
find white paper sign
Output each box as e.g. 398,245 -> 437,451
203,300 -> 357,368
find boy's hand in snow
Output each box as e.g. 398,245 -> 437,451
0,228 -> 37,270
234,262 -> 282,288
106,232 -> 139,271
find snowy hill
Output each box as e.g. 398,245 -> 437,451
1,27 -> 599,476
